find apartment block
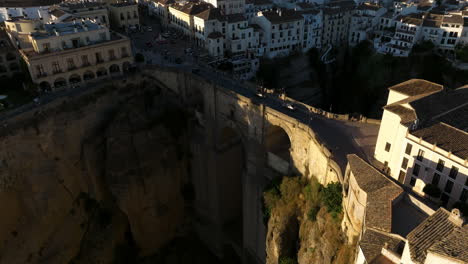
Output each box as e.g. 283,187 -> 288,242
375,79 -> 468,207
7,19 -> 133,91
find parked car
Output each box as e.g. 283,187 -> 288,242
147,26 -> 153,32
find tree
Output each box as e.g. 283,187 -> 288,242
423,184 -> 441,198
135,53 -> 145,63
320,182 -> 342,218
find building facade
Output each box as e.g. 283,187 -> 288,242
374,79 -> 468,208
9,20 -> 133,91
109,2 -> 140,30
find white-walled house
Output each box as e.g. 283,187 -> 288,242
252,9 -> 304,58
300,9 -> 322,51
374,79 -> 468,208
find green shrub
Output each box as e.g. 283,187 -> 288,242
303,178 -> 322,206
320,182 -> 343,218
307,206 -> 320,221
280,177 -> 303,203
423,184 -> 441,198
279,256 -> 298,264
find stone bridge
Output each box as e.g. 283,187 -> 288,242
139,67 -> 344,263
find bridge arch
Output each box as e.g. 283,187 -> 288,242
264,124 -> 292,175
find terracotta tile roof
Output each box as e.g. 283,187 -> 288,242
347,154 -> 403,232
442,14 -> 464,24
388,79 -> 443,96
397,13 -> 424,25
428,225 -> 468,263
406,208 -> 462,264
411,123 -> 468,160
384,104 -> 416,124
172,2 -> 213,15
359,229 -> 404,263
227,13 -> 246,23
194,8 -> 223,21
357,3 -> 382,11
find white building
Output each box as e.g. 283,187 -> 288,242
252,9 -> 304,58
377,13 -> 424,56
348,3 -> 386,46
245,0 -> 274,21
321,1 -> 354,47
300,9 -> 322,51
375,79 -> 468,208
0,0 -> 60,22
5,18 -> 133,90
203,0 -> 246,15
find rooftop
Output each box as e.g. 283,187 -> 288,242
171,2 -> 213,15
359,229 -> 404,263
260,10 -> 304,24
31,20 -> 103,40
245,0 -> 273,5
441,14 -> 464,25
388,79 -> 443,96
0,0 -> 61,7
411,122 -> 468,160
347,154 -> 403,232
407,208 -> 465,264
227,13 -> 247,23
59,2 -> 106,11
110,2 -> 137,8
194,8 -> 224,21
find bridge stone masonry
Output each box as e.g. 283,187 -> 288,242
138,66 -> 367,263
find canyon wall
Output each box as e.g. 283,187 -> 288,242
0,81 -> 188,263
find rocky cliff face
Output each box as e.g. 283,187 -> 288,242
0,82 -> 188,264
264,177 -> 354,264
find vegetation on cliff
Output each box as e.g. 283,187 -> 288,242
264,176 -> 354,264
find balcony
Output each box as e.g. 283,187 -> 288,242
36,73 -> 48,79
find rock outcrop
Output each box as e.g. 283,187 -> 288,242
0,81 -> 188,263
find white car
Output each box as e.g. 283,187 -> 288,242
284,103 -> 295,110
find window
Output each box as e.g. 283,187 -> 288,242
121,47 -> 128,57
444,180 -> 454,194
81,55 -> 89,66
460,189 -> 468,202
416,149 -> 424,161
42,43 -> 51,52
398,170 -> 406,183
412,164 -> 421,176
449,166 -> 458,179
436,159 -> 445,172
410,177 -> 416,186
66,58 -> 75,70
441,193 -> 449,206
432,173 -> 440,185
108,49 -> 116,60
99,33 -> 106,41
52,61 -> 61,73
405,143 -> 412,155
35,64 -> 45,77
401,157 -> 409,169
385,142 -> 391,152
95,52 -> 103,63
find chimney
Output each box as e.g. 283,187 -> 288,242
449,208 -> 464,227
